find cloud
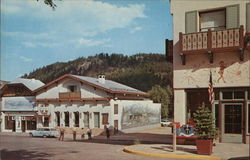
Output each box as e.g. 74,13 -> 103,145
2,0 -> 146,37
22,41 -> 61,48
20,56 -> 33,62
78,38 -> 111,47
130,26 -> 142,33
2,31 -> 52,40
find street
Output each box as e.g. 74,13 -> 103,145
0,133 -> 178,160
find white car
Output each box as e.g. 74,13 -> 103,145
161,118 -> 172,127
29,128 -> 59,138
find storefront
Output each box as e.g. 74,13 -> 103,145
186,88 -> 250,143
0,97 -> 38,133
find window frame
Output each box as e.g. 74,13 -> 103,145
199,8 -> 226,32
114,104 -> 118,114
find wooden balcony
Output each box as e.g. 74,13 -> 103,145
59,92 -> 81,99
179,26 -> 245,65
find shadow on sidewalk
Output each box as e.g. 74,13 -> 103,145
0,149 -> 54,160
228,157 -> 250,160
151,145 -> 196,154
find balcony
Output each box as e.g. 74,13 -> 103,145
179,26 -> 245,65
59,92 -> 81,99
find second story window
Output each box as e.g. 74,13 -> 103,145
68,85 -> 76,92
199,9 -> 225,32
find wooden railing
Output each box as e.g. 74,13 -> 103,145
59,92 -> 81,99
179,26 -> 244,54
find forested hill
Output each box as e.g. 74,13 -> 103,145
22,53 -> 173,92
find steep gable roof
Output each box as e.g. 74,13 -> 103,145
34,74 -> 148,96
11,78 -> 45,91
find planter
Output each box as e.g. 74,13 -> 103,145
196,139 -> 213,155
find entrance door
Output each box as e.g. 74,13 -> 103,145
94,112 -> 100,128
222,104 -> 243,143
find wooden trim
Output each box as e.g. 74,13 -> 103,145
36,97 -> 110,102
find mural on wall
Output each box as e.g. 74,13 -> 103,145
3,97 -> 35,111
179,58 -> 249,88
121,103 -> 160,129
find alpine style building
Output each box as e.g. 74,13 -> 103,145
170,0 -> 250,143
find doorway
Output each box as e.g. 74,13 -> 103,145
222,103 -> 243,143
21,120 -> 26,132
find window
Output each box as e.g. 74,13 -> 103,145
215,104 -> 219,128
222,91 -> 245,100
27,120 -> 36,130
102,113 -> 109,125
5,116 -> 14,130
233,91 -> 245,99
114,104 -> 118,114
64,112 -> 69,127
43,117 -> 49,127
84,112 -> 89,128
68,85 -> 76,92
55,112 -> 60,127
74,112 -> 79,127
199,9 -> 226,31
222,92 -> 233,99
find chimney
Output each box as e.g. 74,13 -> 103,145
98,75 -> 105,84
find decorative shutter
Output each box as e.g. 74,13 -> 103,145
185,11 -> 198,33
226,4 -> 239,29
247,3 -> 250,32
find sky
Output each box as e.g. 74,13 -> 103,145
0,0 -> 172,81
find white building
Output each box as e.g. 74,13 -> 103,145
34,74 -> 161,132
170,0 -> 250,143
0,78 -> 44,132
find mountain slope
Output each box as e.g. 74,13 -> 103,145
22,53 -> 172,92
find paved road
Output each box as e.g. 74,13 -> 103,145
0,133 -> 179,160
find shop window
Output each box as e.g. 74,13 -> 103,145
74,112 -> 79,127
27,120 -> 36,130
222,92 -> 233,99
43,117 -> 49,127
233,91 -> 245,99
114,104 -> 118,114
102,113 -> 109,125
200,9 -> 226,31
55,112 -> 60,126
5,116 -> 14,130
64,112 -> 69,127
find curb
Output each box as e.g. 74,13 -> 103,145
123,146 -> 222,160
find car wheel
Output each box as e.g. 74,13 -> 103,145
29,133 -> 33,137
43,135 -> 46,138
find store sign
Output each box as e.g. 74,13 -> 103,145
3,97 -> 36,111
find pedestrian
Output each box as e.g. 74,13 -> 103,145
81,128 -> 85,140
106,126 -> 110,140
87,127 -> 92,140
73,125 -> 77,141
59,125 -> 65,141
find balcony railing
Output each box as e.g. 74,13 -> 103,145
179,26 -> 244,64
59,92 -> 81,99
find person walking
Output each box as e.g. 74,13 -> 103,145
72,125 -> 77,141
81,128 -> 85,140
106,126 -> 110,140
87,127 -> 92,140
58,125 -> 65,141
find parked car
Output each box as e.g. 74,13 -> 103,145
29,128 -> 59,138
161,118 -> 172,127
